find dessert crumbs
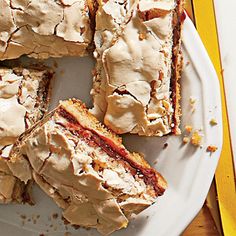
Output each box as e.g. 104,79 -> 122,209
182,137 -> 189,144
189,96 -> 197,105
186,61 -> 190,66
184,125 -> 192,133
207,145 -> 218,153
20,214 -> 27,219
163,143 -> 168,149
52,213 -> 59,219
190,131 -> 202,146
189,96 -> 197,112
210,118 -> 218,126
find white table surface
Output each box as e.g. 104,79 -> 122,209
214,0 -> 236,171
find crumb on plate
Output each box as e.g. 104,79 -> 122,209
207,145 -> 218,153
163,143 -> 168,149
183,136 -> 189,144
189,96 -> 197,105
210,118 -> 218,126
52,213 -> 59,219
191,131 -> 202,146
185,125 -> 192,133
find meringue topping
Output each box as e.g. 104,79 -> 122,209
102,0 -> 175,136
0,0 -> 92,60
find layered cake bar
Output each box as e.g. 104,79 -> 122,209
0,67 -> 53,203
90,0 -> 134,120
93,0 -> 184,136
10,99 -> 167,234
0,0 -> 93,60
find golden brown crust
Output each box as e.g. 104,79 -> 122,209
171,0 -> 185,135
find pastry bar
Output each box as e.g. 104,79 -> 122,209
93,0 -> 184,136
9,99 -> 167,235
0,67 -> 53,203
0,0 -> 93,60
90,0 -> 134,120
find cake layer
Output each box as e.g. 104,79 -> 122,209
0,66 -> 53,203
9,99 -> 167,235
92,0 -> 184,136
0,0 -> 93,60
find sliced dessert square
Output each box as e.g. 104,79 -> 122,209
90,0 -> 135,120
0,0 -> 93,60
10,99 -> 167,234
0,66 -> 53,203
92,0 -> 184,136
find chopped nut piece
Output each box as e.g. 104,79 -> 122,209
210,118 -> 218,126
185,125 -> 192,133
207,146 -> 218,153
182,137 -> 189,144
191,131 -> 202,146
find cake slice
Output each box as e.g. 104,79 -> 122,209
0,0 -> 93,60
10,99 -> 167,235
93,0 -> 184,136
90,0 -> 135,120
0,66 -> 53,203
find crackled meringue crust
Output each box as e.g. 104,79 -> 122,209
0,67 -> 53,203
0,158 -> 31,203
92,0 -> 184,136
0,0 -> 93,60
10,99 -> 167,235
90,0 -> 135,120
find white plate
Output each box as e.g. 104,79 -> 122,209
0,16 -> 222,236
